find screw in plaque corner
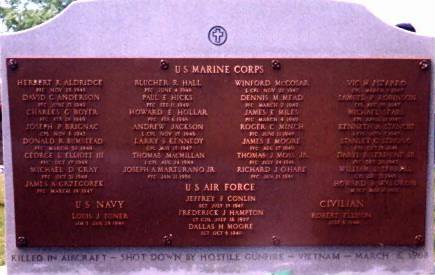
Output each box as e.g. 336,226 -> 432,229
414,234 -> 424,245
7,58 -> 18,71
16,236 -> 28,247
419,60 -> 430,71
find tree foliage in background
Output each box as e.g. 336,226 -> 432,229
0,0 -> 75,32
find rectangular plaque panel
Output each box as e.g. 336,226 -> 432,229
7,58 -> 430,247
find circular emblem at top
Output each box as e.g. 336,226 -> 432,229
208,26 -> 227,46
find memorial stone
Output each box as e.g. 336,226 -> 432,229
0,0 -> 434,274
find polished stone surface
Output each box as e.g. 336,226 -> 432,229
0,0 -> 434,274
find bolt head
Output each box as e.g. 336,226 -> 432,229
163,234 -> 173,246
271,60 -> 281,70
17,236 -> 27,247
272,235 -> 280,246
414,234 -> 424,245
160,60 -> 169,70
419,60 -> 430,71
8,59 -> 18,70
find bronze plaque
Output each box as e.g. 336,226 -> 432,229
7,58 -> 430,247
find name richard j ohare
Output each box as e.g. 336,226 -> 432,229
174,64 -> 264,74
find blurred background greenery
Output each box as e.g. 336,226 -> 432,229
0,0 -> 74,32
